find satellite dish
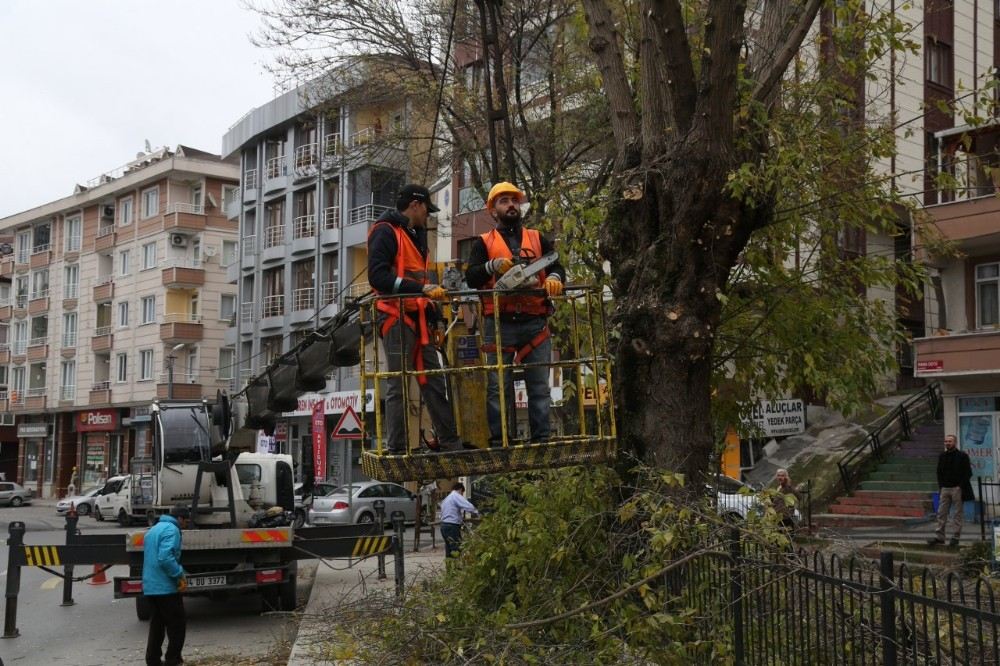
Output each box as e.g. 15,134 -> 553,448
0,243 -> 12,256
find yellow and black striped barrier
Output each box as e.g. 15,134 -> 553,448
21,545 -> 62,567
351,535 -> 392,557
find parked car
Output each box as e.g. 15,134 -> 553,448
709,474 -> 801,525
92,475 -> 132,524
308,481 -> 417,525
292,482 -> 341,528
0,481 -> 34,507
56,485 -> 107,516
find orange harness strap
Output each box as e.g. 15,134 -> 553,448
379,301 -> 432,385
481,326 -> 550,364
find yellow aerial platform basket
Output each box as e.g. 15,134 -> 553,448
359,285 -> 616,483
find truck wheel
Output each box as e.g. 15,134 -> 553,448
118,509 -> 131,528
136,596 -> 152,621
280,576 -> 297,611
293,510 -> 306,530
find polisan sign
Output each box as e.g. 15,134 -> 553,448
78,409 -> 118,432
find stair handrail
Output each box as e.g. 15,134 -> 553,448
836,382 -> 941,494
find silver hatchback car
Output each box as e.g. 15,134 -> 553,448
0,481 -> 34,507
308,481 -> 417,525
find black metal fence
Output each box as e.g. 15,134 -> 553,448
672,536 -> 1000,665
837,383 -> 941,493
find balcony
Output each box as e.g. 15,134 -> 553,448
163,203 -> 207,232
914,330 -> 1000,378
294,143 -> 318,171
14,249 -> 28,267
323,206 -> 340,230
9,390 -> 24,410
265,156 -> 287,180
323,134 -> 341,156
89,380 -> 111,405
348,204 -> 390,227
293,214 -> 316,240
349,127 -> 377,148
25,387 -> 46,411
260,294 -> 285,330
60,385 -> 76,402
243,169 -> 258,203
95,226 -> 116,252
0,258 -> 13,278
240,302 -> 255,325
320,281 -> 339,306
0,343 -> 9,364
28,291 -> 48,315
11,340 -> 26,358
93,277 -> 114,302
13,294 -> 27,313
156,372 -> 204,400
0,298 -> 10,320
30,245 -> 51,269
160,314 -> 204,344
92,327 -> 113,352
161,260 -> 205,288
26,338 -> 47,361
345,282 -> 370,299
264,224 -> 286,249
290,287 -> 315,325
64,236 -> 82,256
63,282 -> 79,300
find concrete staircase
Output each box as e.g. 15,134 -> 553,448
815,422 -> 942,529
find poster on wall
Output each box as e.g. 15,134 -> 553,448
960,415 -> 995,479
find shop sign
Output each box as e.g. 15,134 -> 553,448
743,399 -> 806,437
17,423 -> 48,438
917,359 -> 944,373
312,401 -> 327,481
285,389 -> 375,417
78,409 -> 118,432
582,383 -> 610,407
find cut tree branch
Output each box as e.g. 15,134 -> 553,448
751,0 -> 824,107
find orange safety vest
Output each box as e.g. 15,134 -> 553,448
368,221 -> 434,383
480,227 -> 550,317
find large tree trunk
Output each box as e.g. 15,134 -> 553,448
607,140 -> 740,481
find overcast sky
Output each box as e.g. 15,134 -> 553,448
0,0 -> 277,219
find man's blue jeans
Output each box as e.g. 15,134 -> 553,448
441,522 -> 463,558
482,316 -> 552,444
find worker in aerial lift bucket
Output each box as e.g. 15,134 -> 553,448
368,184 -> 468,454
466,182 -> 565,446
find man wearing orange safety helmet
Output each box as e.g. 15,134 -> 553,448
368,184 -> 465,454
466,182 -> 565,445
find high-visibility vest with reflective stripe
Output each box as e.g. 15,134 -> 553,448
480,227 -> 549,317
369,221 -> 431,315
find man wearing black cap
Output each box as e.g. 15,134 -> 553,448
142,504 -> 190,666
367,184 -> 464,453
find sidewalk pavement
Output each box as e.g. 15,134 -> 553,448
814,516 -> 986,545
287,536 -> 446,665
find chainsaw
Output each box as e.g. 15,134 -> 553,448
494,251 -> 559,291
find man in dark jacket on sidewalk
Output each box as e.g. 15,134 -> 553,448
143,504 -> 190,666
929,434 -> 973,547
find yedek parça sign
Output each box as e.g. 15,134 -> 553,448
746,399 -> 805,437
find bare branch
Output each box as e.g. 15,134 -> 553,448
751,0 -> 824,106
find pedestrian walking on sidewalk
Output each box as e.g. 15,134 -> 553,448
440,482 -> 478,560
929,435 -> 973,547
143,504 -> 190,666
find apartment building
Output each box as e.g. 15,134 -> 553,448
223,72 -> 433,482
906,2 -> 1000,478
0,146 -> 239,497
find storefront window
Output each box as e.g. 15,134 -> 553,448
109,435 -> 122,477
43,439 -> 54,483
23,440 -> 39,483
959,396 -> 998,480
83,438 -> 105,488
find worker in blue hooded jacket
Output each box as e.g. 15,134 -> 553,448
143,504 -> 190,666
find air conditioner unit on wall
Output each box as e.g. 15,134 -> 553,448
101,205 -> 115,219
170,234 -> 188,248
203,246 -> 218,258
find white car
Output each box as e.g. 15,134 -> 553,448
56,486 -> 106,516
710,475 -> 801,525
309,481 -> 418,525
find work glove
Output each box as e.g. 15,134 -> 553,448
544,278 -> 564,297
422,284 -> 448,300
487,258 -> 514,275
177,577 -> 188,592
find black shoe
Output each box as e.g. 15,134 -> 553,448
927,538 -> 944,546
437,441 -> 463,453
387,448 -> 406,455
949,538 -> 960,547
462,441 -> 478,450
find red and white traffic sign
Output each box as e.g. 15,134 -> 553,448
331,405 -> 363,439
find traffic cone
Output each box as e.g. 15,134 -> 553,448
88,564 -> 110,585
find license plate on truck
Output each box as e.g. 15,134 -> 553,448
188,575 -> 226,589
